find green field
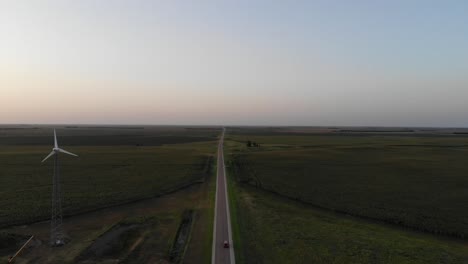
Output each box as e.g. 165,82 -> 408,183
228,179 -> 468,264
226,130 -> 468,238
0,125 -> 219,146
0,126 -> 220,227
3,125 -> 468,263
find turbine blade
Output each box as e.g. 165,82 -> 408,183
42,151 -> 55,163
54,129 -> 58,148
58,148 -> 78,157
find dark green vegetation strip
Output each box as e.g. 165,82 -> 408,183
0,127 -> 219,227
227,132 -> 468,239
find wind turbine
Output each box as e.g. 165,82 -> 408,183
42,129 -> 78,246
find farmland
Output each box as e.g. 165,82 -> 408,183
226,128 -> 468,238
225,127 -> 468,263
0,125 -> 220,263
2,125 -> 468,263
0,125 -> 220,227
227,180 -> 468,264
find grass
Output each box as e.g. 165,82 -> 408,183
226,157 -> 245,264
226,133 -> 468,238
182,148 -> 217,264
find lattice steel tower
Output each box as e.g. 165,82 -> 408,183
42,129 -> 78,246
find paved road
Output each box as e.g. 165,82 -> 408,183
212,128 -> 235,264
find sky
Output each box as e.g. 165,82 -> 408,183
1,0 -> 467,127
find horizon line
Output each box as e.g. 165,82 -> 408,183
1,123 -> 467,129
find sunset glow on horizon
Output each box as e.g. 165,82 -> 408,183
1,1 -> 468,127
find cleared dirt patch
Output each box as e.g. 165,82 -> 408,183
76,223 -> 142,262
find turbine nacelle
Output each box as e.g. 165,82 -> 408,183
42,129 -> 78,163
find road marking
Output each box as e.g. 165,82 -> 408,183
212,128 -> 235,264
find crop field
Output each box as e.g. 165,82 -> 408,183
228,180 -> 468,264
0,125 -> 219,146
0,125 -> 220,227
225,128 -> 468,239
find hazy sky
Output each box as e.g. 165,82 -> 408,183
1,1 -> 467,126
